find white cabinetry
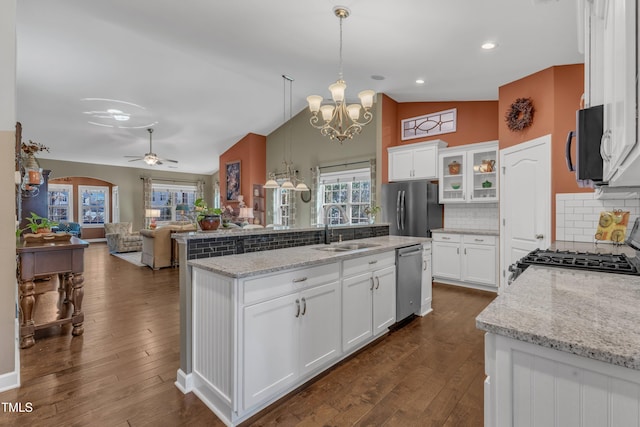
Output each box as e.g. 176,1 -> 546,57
485,333 -> 640,427
388,140 -> 448,181
582,0 -> 640,187
432,232 -> 497,291
242,264 -> 340,410
342,252 -> 396,352
419,243 -> 433,316
439,141 -> 498,203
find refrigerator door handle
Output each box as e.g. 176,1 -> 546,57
400,190 -> 406,231
396,190 -> 401,230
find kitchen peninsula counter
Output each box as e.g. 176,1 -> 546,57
476,240 -> 639,368
188,235 -> 429,278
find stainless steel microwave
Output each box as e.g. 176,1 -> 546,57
565,104 -> 604,187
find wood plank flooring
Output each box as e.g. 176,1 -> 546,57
0,242 -> 495,426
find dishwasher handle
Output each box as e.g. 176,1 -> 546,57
398,248 -> 422,257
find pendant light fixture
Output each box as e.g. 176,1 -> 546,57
263,75 -> 309,192
306,6 -> 375,143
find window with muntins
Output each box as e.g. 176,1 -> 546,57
151,183 -> 197,223
48,184 -> 73,222
79,186 -> 109,227
318,168 -> 371,225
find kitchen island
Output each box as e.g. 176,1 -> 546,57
477,241 -> 640,427
182,235 -> 429,426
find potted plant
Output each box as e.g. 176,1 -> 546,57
19,212 -> 58,235
194,198 -> 223,231
364,205 -> 381,224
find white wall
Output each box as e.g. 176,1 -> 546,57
0,0 -> 18,390
556,193 -> 640,243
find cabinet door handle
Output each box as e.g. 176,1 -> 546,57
423,260 -> 427,271
375,277 -> 380,290
535,234 -> 544,239
370,277 -> 374,290
368,260 -> 378,265
292,277 -> 308,283
295,299 -> 300,318
301,297 -> 307,316
457,248 -> 459,255
464,248 -> 467,255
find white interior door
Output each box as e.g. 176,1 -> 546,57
499,135 -> 551,290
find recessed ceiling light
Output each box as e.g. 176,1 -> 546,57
481,42 -> 497,50
416,79 -> 425,85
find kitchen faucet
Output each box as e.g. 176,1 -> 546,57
323,204 -> 348,244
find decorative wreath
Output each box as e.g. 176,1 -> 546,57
505,97 -> 534,132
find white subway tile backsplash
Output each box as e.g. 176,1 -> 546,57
443,203 -> 499,231
556,192 -> 640,243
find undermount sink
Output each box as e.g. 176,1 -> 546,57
313,242 -> 380,252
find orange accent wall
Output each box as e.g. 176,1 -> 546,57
498,63 -> 586,241
381,98 -> 499,183
219,133 -> 266,209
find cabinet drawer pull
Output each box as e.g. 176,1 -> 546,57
292,277 -> 308,283
368,260 -> 378,265
375,277 -> 380,290
301,297 -> 307,316
441,236 -> 451,240
370,277 -> 374,290
295,299 -> 300,318
474,238 -> 484,242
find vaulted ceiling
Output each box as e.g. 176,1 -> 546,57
16,0 -> 584,175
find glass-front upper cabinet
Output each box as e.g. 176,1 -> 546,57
438,141 -> 498,204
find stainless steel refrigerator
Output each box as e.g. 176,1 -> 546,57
381,181 -> 442,237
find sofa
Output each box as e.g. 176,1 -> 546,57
52,221 -> 82,237
104,222 -> 143,253
140,222 -> 196,269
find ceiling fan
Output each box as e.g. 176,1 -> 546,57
124,128 -> 178,166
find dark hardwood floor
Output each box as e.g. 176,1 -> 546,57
0,243 -> 495,426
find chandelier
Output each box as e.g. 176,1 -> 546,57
307,6 -> 375,143
264,75 -> 309,192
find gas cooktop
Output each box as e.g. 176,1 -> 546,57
518,249 -> 640,275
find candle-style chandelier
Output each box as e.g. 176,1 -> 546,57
306,6 -> 375,143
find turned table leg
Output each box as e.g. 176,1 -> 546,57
19,279 -> 36,349
70,273 -> 85,336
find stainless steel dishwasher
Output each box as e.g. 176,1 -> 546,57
396,244 -> 423,322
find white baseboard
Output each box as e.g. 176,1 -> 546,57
175,369 -> 193,394
0,320 -> 20,393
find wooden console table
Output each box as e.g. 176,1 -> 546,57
16,237 -> 89,349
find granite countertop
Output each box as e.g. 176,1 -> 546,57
477,241 -> 640,370
431,228 -> 499,236
189,235 -> 429,278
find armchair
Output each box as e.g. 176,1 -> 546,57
104,222 -> 143,253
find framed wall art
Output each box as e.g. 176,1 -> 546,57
225,160 -> 241,201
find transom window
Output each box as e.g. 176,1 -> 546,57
318,168 -> 371,225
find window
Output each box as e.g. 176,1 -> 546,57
273,188 -> 292,227
318,168 -> 371,225
151,183 -> 197,223
79,186 -> 109,227
48,184 -> 73,222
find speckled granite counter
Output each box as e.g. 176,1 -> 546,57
477,241 -> 640,370
431,228 -> 499,236
189,235 -> 429,278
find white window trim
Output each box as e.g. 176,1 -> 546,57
48,183 -> 74,222
78,185 -> 110,228
317,167 -> 371,225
